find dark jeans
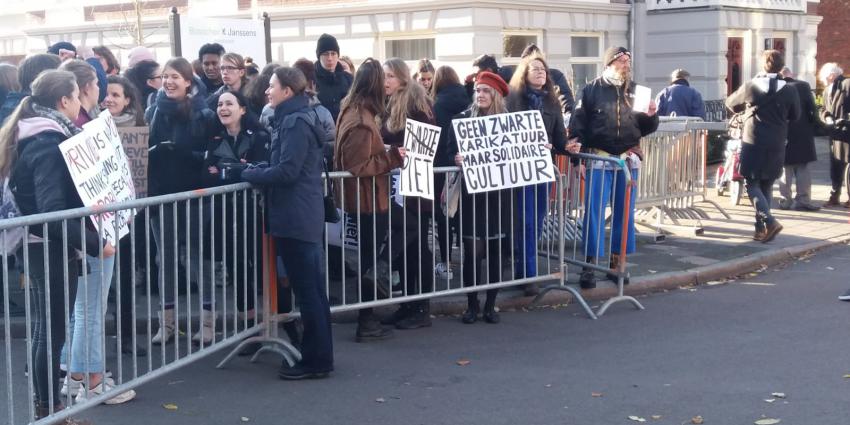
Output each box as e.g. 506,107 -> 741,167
745,178 -> 776,229
276,237 -> 333,372
829,155 -> 850,197
433,173 -> 459,264
18,242 -> 79,408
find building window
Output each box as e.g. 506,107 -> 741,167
385,38 -> 435,61
503,34 -> 538,58
764,38 -> 786,59
570,34 -> 602,97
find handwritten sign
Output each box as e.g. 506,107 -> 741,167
399,119 -> 441,200
452,110 -> 555,194
117,127 -> 149,198
59,112 -> 135,244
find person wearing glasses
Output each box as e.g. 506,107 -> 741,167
207,52 -> 250,109
123,59 -> 162,111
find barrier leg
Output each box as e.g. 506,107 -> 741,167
595,274 -> 644,317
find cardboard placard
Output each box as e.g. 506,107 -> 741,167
117,127 -> 149,198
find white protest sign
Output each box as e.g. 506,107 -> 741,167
180,16 -> 266,67
326,209 -> 359,249
633,85 -> 652,113
59,112 -> 136,245
400,119 -> 441,200
453,110 -> 555,194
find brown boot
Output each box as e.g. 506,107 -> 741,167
607,254 -> 630,285
825,193 -> 841,207
753,227 -> 767,241
762,220 -> 783,243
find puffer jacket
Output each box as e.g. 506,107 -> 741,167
569,77 -> 659,155
9,117 -> 103,254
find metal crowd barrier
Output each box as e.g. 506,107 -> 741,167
2,158 -> 641,424
635,118 -> 730,236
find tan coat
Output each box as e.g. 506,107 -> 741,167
333,105 -> 403,214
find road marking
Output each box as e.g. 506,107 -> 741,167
737,282 -> 776,286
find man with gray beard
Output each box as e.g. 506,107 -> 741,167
568,46 -> 659,289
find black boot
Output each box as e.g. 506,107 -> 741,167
461,294 -> 480,324
482,291 -> 500,324
395,302 -> 432,330
356,310 -> 393,342
381,303 -> 413,326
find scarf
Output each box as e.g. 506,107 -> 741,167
111,111 -> 137,127
602,67 -> 625,87
524,87 -> 548,111
30,104 -> 82,137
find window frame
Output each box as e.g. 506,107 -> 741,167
501,30 -> 543,65
569,33 -> 604,97
381,33 -> 437,62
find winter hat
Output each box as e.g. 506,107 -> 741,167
128,46 -> 155,68
671,68 -> 690,81
475,71 -> 509,97
47,41 -> 77,56
316,33 -> 340,58
603,46 -> 631,66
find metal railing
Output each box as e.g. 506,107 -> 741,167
2,156 -> 640,424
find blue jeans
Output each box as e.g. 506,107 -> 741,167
745,178 -> 775,229
60,254 -> 114,373
276,238 -> 333,372
583,168 -> 638,258
514,183 -> 549,278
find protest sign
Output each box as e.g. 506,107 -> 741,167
180,16 -> 266,67
59,112 -> 135,245
326,209 -> 359,249
452,110 -> 555,194
118,127 -> 149,198
633,85 -> 652,113
399,119 -> 441,200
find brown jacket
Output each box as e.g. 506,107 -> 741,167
334,105 -> 403,214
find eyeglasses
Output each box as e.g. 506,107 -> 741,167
148,75 -> 162,81
219,65 -> 243,73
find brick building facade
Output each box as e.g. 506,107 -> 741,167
816,0 -> 850,74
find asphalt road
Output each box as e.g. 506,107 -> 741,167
19,244 -> 850,424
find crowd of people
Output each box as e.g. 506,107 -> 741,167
1,31 -> 841,424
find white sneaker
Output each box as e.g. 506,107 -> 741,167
75,377 -> 136,405
435,263 -> 453,280
61,376 -> 83,397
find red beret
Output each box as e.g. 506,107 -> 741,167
475,71 -> 509,97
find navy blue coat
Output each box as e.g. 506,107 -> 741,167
655,80 -> 706,119
241,95 -> 326,243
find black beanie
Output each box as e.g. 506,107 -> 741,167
316,33 -> 340,58
603,46 -> 631,66
47,41 -> 77,56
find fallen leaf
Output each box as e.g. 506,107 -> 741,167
843,374 -> 850,379
375,398 -> 386,403
240,418 -> 250,423
591,392 -> 603,397
691,416 -> 704,424
771,392 -> 786,398
456,359 -> 471,366
764,398 -> 776,403
162,403 -> 178,411
826,266 -> 835,271
628,415 -> 646,422
754,419 -> 781,425
706,280 -> 724,286
651,415 -> 662,420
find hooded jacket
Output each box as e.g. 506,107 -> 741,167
145,76 -> 217,196
725,74 -> 801,180
569,77 -> 659,155
10,117 -> 103,254
241,94 -> 327,243
433,83 -> 471,167
314,61 -> 352,122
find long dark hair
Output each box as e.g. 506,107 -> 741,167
508,53 -> 559,111
163,57 -> 196,117
124,59 -> 159,107
339,58 -> 385,117
106,74 -> 145,126
431,65 -> 460,98
215,89 -> 262,133
244,62 -> 278,114
93,46 -> 121,74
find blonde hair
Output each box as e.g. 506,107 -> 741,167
383,58 -> 433,133
470,83 -> 507,118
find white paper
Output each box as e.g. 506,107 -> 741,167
399,119 -> 441,200
633,85 -> 652,113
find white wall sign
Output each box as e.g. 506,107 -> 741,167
399,119 -> 441,200
59,112 -> 136,245
453,110 -> 555,194
180,16 -> 266,67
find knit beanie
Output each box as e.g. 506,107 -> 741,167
128,46 -> 155,68
603,46 -> 631,66
316,34 -> 340,58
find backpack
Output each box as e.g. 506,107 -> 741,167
0,177 -> 24,256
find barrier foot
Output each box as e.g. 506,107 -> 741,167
216,334 -> 302,369
595,295 -> 644,317
698,199 -> 732,219
531,285 -> 598,320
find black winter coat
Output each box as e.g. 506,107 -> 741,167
569,77 -> 659,155
314,61 -> 353,123
434,83 -> 471,167
10,124 -> 103,255
821,75 -> 850,161
499,66 -> 575,114
241,94 -> 326,243
202,127 -> 270,187
725,75 -> 801,180
506,89 -> 569,155
783,78 -> 818,165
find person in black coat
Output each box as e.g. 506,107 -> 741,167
241,67 -> 333,380
314,33 -> 352,122
818,63 -> 850,207
499,44 -> 576,114
726,50 -> 801,243
144,58 -> 218,345
431,66 -> 468,276
777,67 -> 820,211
